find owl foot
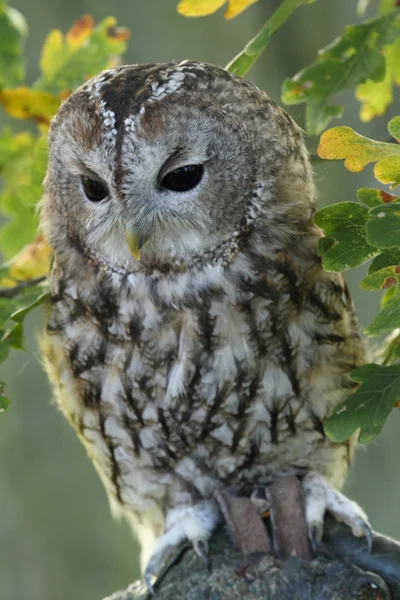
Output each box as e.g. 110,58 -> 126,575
302,472 -> 372,553
193,537 -> 210,567
144,500 -> 220,596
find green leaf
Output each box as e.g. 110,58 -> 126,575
0,5 -> 27,88
366,202 -> 400,248
0,338 -> 9,362
355,36 -> 400,122
361,266 -> 400,290
0,282 -> 48,403
380,0 -> 398,14
317,236 -> 335,255
367,286 -> 400,335
0,284 -> 47,324
357,187 -> 398,208
282,11 -> 400,134
369,247 -> 400,273
389,115 -> 400,140
9,290 -> 49,323
226,0 -> 310,76
382,284 -> 397,305
2,321 -> 24,349
0,128 -> 33,169
306,102 -> 342,139
0,382 -> 10,414
1,289 -> 49,350
325,363 -> 400,443
0,134 -> 48,258
35,16 -> 129,94
314,202 -> 378,271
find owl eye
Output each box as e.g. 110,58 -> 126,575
160,164 -> 203,192
81,176 -> 109,202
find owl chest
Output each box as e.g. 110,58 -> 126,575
49,279 -> 326,458
55,291 -> 263,412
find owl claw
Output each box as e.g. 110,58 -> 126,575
193,537 -> 210,567
303,472 -> 372,552
144,542 -> 190,598
362,520 -> 373,554
310,523 -> 323,553
143,501 -> 220,595
144,568 -> 156,598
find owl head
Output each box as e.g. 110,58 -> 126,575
42,61 -> 315,273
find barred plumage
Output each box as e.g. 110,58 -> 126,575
40,61 -> 369,579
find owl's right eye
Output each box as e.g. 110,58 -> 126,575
81,176 -> 109,202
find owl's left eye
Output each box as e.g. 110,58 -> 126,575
160,164 -> 203,193
81,176 -> 109,202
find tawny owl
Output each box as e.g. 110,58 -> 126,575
40,61 -> 371,587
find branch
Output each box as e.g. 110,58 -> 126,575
104,518 -> 400,600
0,276 -> 46,298
226,0 -> 311,76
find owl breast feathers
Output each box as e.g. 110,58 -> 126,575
40,61 -> 369,579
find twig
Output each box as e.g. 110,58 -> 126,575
0,276 -> 47,298
226,0 -> 311,76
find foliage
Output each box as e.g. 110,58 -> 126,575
0,4 -> 27,89
324,364 -> 400,443
318,117 -> 400,187
0,10 -> 130,403
177,0 -> 259,18
316,117 -> 400,442
282,11 -> 400,134
0,0 -> 400,450
226,0 -> 317,76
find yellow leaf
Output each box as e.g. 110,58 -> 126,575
0,87 -> 60,125
40,29 -> 63,80
318,124 -> 400,188
356,38 -> 400,122
66,14 -> 93,48
375,156 -> 400,188
177,0 -> 258,17
0,278 -> 16,289
8,237 -> 51,280
177,0 -> 226,16
224,0 -> 258,18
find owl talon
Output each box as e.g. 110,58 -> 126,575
193,537 -> 210,567
303,472 -> 371,551
142,501 -> 220,594
310,523 -> 323,553
144,542 -> 189,598
144,568 -> 156,598
361,521 -> 373,553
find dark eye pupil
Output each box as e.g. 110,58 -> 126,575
161,164 -> 203,192
81,176 -> 109,202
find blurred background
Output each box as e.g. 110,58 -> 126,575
0,0 -> 400,599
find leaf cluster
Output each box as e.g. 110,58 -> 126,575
315,118 -> 400,443
0,8 -> 129,407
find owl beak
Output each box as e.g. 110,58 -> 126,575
126,230 -> 141,260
